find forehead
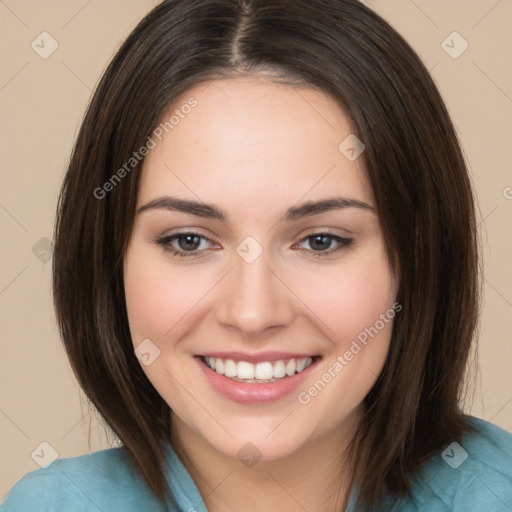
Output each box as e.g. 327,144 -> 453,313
138,76 -> 374,211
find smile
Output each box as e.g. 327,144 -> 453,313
202,356 -> 317,383
196,353 -> 322,404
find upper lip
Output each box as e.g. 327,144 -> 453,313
198,351 -> 320,364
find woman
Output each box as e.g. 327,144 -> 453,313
3,0 -> 511,511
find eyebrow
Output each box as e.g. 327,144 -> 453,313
137,196 -> 375,222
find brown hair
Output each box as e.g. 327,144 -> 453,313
52,0 -> 481,509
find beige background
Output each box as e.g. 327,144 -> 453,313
1,0 -> 511,501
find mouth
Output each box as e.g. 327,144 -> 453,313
200,355 -> 321,383
195,353 -> 322,404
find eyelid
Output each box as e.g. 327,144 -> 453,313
152,229 -> 219,251
156,228 -> 217,242
297,227 -> 351,239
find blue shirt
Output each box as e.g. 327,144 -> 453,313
2,416 -> 511,511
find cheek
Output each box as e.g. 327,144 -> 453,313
125,240 -> 397,348
124,246 -> 188,343
294,259 -> 396,425
297,251 -> 396,346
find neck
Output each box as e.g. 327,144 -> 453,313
170,407 -> 362,512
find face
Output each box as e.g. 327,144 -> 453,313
124,75 -> 398,462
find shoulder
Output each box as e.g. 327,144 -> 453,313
393,416 -> 512,512
1,447 -> 165,512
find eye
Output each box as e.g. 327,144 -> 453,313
153,230 -> 353,259
294,232 -> 353,257
153,231 -> 216,258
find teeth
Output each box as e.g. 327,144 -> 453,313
273,360 -> 286,378
254,362 -> 273,380
203,356 -> 315,382
237,361 -> 255,379
224,359 -> 237,378
285,359 -> 296,376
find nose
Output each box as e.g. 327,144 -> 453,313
215,249 -> 295,338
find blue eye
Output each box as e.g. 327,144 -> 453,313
153,231 -> 353,258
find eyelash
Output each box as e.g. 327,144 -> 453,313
152,231 -> 353,259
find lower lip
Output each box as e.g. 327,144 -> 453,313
195,356 -> 320,405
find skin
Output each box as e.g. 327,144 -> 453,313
124,75 -> 398,511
